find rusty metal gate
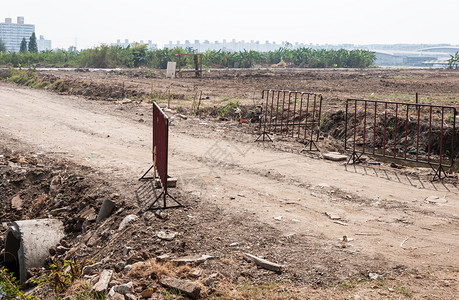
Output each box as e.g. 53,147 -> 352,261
345,99 -> 457,180
256,90 -> 323,151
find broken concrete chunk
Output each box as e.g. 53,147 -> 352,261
160,276 -> 201,299
204,273 -> 220,286
118,214 -> 138,231
323,152 -> 348,161
157,231 -> 178,241
11,195 -> 23,210
156,254 -> 170,262
325,212 -> 341,220
243,253 -> 283,272
110,293 -> 125,300
425,196 -> 447,204
125,293 -> 136,300
172,254 -> 213,266
93,269 -> 113,293
123,246 -> 133,256
108,281 -> 134,296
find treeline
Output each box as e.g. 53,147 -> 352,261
0,44 -> 375,69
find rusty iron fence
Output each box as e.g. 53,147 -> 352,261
345,99 -> 457,180
256,89 -> 323,151
138,101 -> 183,209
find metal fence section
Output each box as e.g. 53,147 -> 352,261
138,102 -> 183,209
256,89 -> 323,151
345,99 -> 457,180
174,54 -> 203,78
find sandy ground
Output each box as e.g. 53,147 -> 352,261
1,70 -> 458,298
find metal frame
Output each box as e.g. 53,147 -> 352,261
256,89 -> 323,152
139,102 -> 183,209
174,53 -> 203,78
345,98 -> 457,181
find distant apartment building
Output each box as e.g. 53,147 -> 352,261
0,17 -> 35,52
165,39 -> 299,52
112,39 -> 157,50
37,35 -> 52,51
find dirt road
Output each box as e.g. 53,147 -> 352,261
1,81 -> 458,296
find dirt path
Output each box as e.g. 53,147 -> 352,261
1,82 -> 458,276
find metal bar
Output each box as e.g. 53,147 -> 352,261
297,93 -> 304,137
439,107 -> 444,166
263,90 -> 269,134
452,109 -> 457,166
383,102 -> 387,156
280,91 -> 286,133
304,94 -> 310,140
428,106 -> 432,163
286,92 -> 292,134
373,102 -> 377,155
275,91 -> 281,133
363,101 -> 367,154
394,103 -> 398,158
269,90 -> 274,132
416,104 -> 421,161
404,104 -> 409,159
316,95 -> 323,142
345,100 -> 348,150
292,92 -> 298,137
310,94 -> 317,143
353,99 -> 357,153
347,98 -> 451,109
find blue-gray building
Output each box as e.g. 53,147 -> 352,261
0,17 -> 35,52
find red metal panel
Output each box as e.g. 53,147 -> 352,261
153,102 -> 169,190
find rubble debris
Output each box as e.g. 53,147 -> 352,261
160,276 -> 201,299
157,230 -> 178,241
172,254 -> 213,266
369,273 -> 382,280
325,212 -> 341,220
108,281 -> 134,297
118,214 -> 138,231
93,269 -> 113,293
323,152 -> 348,161
243,253 -> 283,272
11,195 -> 23,210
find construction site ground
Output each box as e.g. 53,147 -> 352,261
0,68 -> 458,299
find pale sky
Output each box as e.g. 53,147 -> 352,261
4,0 -> 459,49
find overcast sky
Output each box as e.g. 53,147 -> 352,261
4,0 -> 459,49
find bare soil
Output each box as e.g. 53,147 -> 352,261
0,68 -> 458,299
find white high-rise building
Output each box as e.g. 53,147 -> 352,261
37,35 -> 52,51
0,17 -> 35,52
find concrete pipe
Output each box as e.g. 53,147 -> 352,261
96,198 -> 116,222
4,219 -> 64,283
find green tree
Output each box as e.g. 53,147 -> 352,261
20,38 -> 28,53
0,38 -> 6,52
28,32 -> 38,53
